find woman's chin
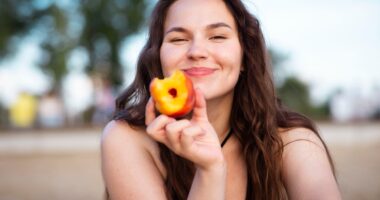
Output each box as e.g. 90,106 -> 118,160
192,84 -> 208,97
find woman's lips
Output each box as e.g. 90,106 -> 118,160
183,67 -> 216,77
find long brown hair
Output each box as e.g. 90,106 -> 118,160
113,0 -> 335,199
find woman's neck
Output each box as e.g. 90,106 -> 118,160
206,92 -> 234,143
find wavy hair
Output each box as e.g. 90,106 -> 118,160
113,0 -> 335,199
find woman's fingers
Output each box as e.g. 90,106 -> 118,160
165,121 -> 205,156
180,126 -> 204,151
191,88 -> 208,122
165,119 -> 191,152
146,114 -> 174,144
146,98 -> 171,144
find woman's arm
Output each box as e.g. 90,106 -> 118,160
145,89 -> 227,200
281,128 -> 342,200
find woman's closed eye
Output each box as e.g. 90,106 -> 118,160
170,38 -> 188,43
209,35 -> 227,41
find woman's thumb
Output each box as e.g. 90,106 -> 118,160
192,88 -> 208,121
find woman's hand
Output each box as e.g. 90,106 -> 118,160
145,88 -> 224,170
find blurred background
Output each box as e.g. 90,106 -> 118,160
0,0 -> 379,199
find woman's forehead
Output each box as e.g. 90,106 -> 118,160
163,0 -> 236,31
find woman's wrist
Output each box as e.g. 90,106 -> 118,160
188,159 -> 227,200
196,157 -> 227,174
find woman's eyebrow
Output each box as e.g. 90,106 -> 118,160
206,22 -> 232,30
164,27 -> 188,36
164,22 -> 232,36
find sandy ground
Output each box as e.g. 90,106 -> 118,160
0,123 -> 379,200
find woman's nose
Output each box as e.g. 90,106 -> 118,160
186,39 -> 208,60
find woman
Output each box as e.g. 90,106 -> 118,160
101,0 -> 341,199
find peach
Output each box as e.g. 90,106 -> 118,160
149,70 -> 195,118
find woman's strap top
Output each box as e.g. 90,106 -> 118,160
221,129 -> 233,147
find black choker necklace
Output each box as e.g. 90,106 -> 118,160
221,129 -> 233,147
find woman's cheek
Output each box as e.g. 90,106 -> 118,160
221,48 -> 243,71
160,46 -> 176,75
160,45 -> 187,75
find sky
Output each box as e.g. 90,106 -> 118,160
0,0 -> 379,111
248,0 -> 380,102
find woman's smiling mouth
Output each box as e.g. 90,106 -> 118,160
183,67 -> 217,77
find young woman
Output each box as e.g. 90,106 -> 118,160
101,0 -> 342,199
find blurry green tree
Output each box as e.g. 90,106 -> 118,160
269,49 -> 330,120
0,0 -> 148,89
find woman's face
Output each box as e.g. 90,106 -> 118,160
160,0 -> 243,100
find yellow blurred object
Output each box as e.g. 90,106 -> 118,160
10,92 -> 37,128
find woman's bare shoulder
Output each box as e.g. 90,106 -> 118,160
278,127 -> 341,199
279,127 -> 325,150
102,120 -> 152,148
101,120 -> 167,199
278,127 -> 330,174
104,120 -> 165,153
102,120 -> 141,138
101,120 -> 165,171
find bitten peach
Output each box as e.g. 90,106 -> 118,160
149,70 -> 195,118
